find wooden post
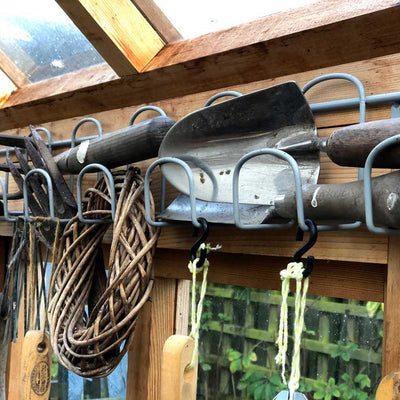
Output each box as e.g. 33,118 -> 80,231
383,235 -> 400,376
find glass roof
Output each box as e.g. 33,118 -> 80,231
153,0 -> 318,39
0,0 -> 105,84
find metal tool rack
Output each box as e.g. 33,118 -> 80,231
2,73 -> 400,234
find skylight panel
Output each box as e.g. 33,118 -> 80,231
153,0 -> 318,39
0,0 -> 105,83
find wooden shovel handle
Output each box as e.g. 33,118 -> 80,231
376,372 -> 400,399
20,330 -> 52,400
161,335 -> 198,400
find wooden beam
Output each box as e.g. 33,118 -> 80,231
383,235 -> 400,376
0,49 -> 29,88
132,0 -> 182,43
1,1 -> 399,130
154,249 -> 385,303
56,0 -> 165,76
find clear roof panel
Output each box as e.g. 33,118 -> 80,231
0,0 -> 105,84
154,0 -> 318,39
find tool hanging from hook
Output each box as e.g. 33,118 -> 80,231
161,218 -> 220,400
275,219 -> 318,400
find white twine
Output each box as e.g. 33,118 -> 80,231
275,261 -> 309,400
187,243 -> 221,369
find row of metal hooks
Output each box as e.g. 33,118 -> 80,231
1,73 -> 400,235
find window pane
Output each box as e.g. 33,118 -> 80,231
0,0 -> 105,83
197,283 -> 382,399
154,0 -> 318,39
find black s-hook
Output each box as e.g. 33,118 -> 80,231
190,217 -> 209,267
293,219 -> 318,278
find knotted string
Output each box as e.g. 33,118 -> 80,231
275,261 -> 309,400
187,243 -> 221,369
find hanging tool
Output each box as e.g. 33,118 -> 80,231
159,82 -> 400,207
161,218 -> 217,400
275,220 -> 317,400
273,391 -> 308,400
376,372 -> 400,399
20,330 -> 52,400
0,115 -> 175,175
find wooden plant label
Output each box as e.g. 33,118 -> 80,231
20,330 -> 52,400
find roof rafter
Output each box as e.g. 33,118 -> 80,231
56,0 -> 165,76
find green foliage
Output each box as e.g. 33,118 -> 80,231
218,312 -> 232,324
200,299 -> 212,331
313,378 -> 341,400
330,341 -> 359,362
338,373 -> 371,400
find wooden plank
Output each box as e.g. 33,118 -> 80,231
56,0 -> 164,76
154,249 -> 385,302
147,277 -> 177,399
0,49 -> 29,88
383,235 -> 400,376
1,3 -> 400,129
126,302 -> 151,399
132,0 -> 182,43
175,280 -> 190,336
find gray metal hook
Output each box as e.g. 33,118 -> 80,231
144,157 -> 201,228
129,106 -> 166,126
70,118 -> 103,190
302,73 -> 365,231
23,168 -> 69,222
76,163 -> 115,224
204,91 -> 243,107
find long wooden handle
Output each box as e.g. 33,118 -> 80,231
274,170 -> 400,227
20,330 -> 52,400
161,335 -> 198,400
376,372 -> 400,399
327,119 -> 400,167
54,116 -> 175,173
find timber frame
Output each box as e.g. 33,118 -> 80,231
1,0 -> 400,397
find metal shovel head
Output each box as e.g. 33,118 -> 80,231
159,81 -> 319,206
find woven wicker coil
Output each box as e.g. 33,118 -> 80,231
48,167 -> 159,377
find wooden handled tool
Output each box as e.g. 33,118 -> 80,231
376,372 -> 400,399
274,170 -> 400,227
161,335 -> 198,400
278,119 -> 400,168
20,331 -> 52,400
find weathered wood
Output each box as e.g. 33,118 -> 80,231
383,235 -> 400,376
56,0 -> 164,76
0,48 -> 29,88
126,302 -> 151,399
20,331 -> 52,400
148,278 -> 177,399
154,249 -> 385,302
175,280 -> 190,336
132,0 -> 182,43
1,3 -> 400,130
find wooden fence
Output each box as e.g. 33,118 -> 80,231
197,284 -> 383,400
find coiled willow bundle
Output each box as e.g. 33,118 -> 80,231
48,167 -> 159,377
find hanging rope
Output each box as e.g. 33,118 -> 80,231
187,242 -> 220,369
48,167 -> 160,377
275,261 -> 309,400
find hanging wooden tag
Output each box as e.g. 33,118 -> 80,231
161,335 -> 198,400
376,372 -> 400,399
20,330 -> 52,400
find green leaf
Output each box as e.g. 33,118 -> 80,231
230,358 -> 242,373
250,372 -> 265,383
314,392 -> 325,399
227,349 -> 242,361
254,383 -> 266,400
201,363 -> 211,371
332,389 -> 341,397
249,351 -> 257,362
269,374 -> 282,386
341,352 -> 351,362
